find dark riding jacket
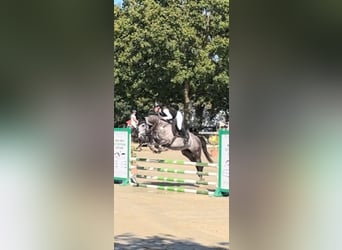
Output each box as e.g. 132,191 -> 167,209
159,106 -> 177,119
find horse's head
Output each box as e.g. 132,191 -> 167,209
135,115 -> 161,142
137,121 -> 149,141
130,126 -> 139,142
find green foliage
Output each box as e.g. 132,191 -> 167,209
114,0 -> 229,127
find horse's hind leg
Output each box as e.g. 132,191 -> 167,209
181,149 -> 204,181
195,165 -> 205,181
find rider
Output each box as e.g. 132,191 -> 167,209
153,102 -> 189,145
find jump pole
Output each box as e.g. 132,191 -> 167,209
131,157 -> 218,168
135,174 -> 217,186
137,183 -> 215,196
132,165 -> 218,177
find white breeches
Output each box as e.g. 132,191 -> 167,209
161,108 -> 173,120
176,111 -> 183,130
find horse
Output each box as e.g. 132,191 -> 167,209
137,114 -> 214,180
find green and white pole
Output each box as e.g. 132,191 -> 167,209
137,183 -> 215,196
136,174 -> 217,186
131,157 -> 218,168
132,165 -> 218,177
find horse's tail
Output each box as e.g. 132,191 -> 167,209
198,135 -> 214,163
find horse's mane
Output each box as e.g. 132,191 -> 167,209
145,114 -> 162,124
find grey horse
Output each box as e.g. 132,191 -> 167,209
137,114 -> 214,180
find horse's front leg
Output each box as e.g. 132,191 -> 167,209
159,145 -> 168,152
134,142 -> 143,151
155,144 -> 168,152
148,143 -> 162,154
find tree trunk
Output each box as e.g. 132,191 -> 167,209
183,82 -> 191,127
196,105 -> 205,129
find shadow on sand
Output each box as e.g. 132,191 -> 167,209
114,233 -> 229,250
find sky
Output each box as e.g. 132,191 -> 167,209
114,0 -> 123,6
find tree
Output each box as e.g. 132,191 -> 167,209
114,0 -> 229,127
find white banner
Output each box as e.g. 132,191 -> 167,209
114,130 -> 129,179
220,132 -> 229,189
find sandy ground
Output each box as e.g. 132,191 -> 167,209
114,143 -> 229,250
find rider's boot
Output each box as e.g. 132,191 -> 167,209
179,127 -> 189,145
